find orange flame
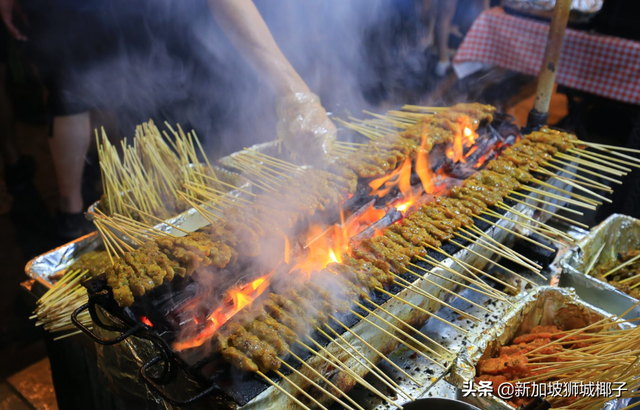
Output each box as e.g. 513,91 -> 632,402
369,157 -> 413,198
173,274 -> 271,351
416,134 -> 436,194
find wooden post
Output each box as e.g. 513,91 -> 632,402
527,0 -> 572,127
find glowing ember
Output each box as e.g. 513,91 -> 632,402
173,274 -> 272,351
141,316 -> 153,327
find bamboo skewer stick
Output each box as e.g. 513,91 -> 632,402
278,360 -> 359,410
418,246 -> 517,293
355,301 -> 449,357
601,254 -> 640,279
507,191 -> 584,215
274,369 -> 329,410
349,309 -> 446,368
366,300 -> 455,355
536,174 -> 612,204
540,162 -> 613,190
387,274 -> 482,320
376,288 -> 467,333
284,347 -> 367,410
484,208 -> 569,246
547,158 -> 624,184
590,145 -> 640,164
256,371 -> 311,410
395,268 -> 492,314
319,326 -> 413,402
516,186 -> 596,210
438,233 -> 542,284
466,225 -> 544,270
328,316 -> 424,386
570,148 -> 640,169
303,339 -> 402,409
315,328 -> 411,402
503,195 -> 588,229
407,261 -> 509,302
568,149 -> 634,172
530,178 -> 602,206
555,153 -> 627,176
474,214 -> 556,252
454,230 -> 541,273
578,140 -> 640,154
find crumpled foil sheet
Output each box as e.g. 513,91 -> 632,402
448,286 -> 632,410
560,214 -> 640,319
93,306 -> 230,410
25,231 -> 103,289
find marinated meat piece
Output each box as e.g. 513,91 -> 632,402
477,354 -> 530,376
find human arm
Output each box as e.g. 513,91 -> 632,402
207,0 -> 336,162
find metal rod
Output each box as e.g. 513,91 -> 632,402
527,0 -> 572,127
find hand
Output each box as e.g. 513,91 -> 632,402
0,0 -> 28,41
276,93 -> 337,166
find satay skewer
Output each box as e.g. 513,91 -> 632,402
456,228 -> 543,271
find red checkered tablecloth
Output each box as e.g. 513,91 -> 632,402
454,7 -> 640,105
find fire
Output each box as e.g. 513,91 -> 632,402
329,249 -> 340,263
445,120 -> 478,164
369,157 -> 413,198
293,225 -> 349,274
141,316 -> 153,327
415,133 -> 436,194
173,274 -> 271,351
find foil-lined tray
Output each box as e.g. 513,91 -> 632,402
503,0 -> 604,25
448,286 -> 632,410
25,232 -> 103,290
560,214 -> 640,319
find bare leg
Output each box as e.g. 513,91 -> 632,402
49,112 -> 90,213
434,0 -> 459,75
419,0 -> 435,48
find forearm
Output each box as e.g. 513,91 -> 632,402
208,0 -> 309,97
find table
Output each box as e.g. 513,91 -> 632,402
453,7 -> 640,105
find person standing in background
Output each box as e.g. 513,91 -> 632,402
0,0 -> 335,239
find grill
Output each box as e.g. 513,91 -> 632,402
69,113 -> 587,408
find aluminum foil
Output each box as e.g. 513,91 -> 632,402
24,232 -> 103,289
560,214 -> 640,319
448,286 -> 632,410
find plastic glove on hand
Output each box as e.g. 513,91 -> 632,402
276,92 -> 336,166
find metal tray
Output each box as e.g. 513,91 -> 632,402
448,286 -> 632,410
560,214 -> 640,319
25,232 -> 104,290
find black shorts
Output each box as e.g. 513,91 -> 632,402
22,0 -> 176,117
